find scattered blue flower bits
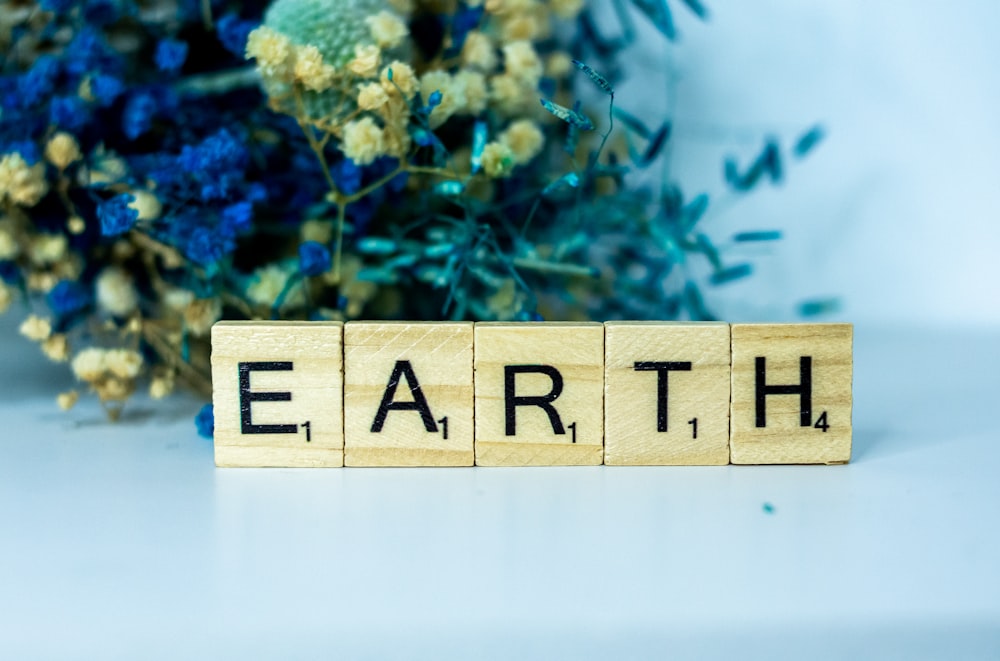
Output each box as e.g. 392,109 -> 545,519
762,502 -> 776,515
195,404 -> 215,439
0,0 -> 829,421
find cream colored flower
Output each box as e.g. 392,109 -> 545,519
29,233 -> 67,265
546,51 -> 573,77
19,314 -> 51,341
245,26 -> 292,77
500,119 -> 544,164
381,62 -> 418,99
366,10 -> 409,49
45,132 -> 81,170
105,348 -> 143,379
0,153 -> 48,207
42,334 -> 69,362
342,116 -> 386,165
420,70 -> 466,128
300,219 -> 334,244
128,190 -> 162,221
95,266 -> 139,317
72,347 -> 107,382
503,41 -> 543,85
247,264 -> 304,307
348,44 -> 381,78
0,227 -> 17,259
461,32 -> 498,72
357,82 -> 389,110
455,70 -> 488,115
57,390 -> 79,411
184,297 -> 221,337
294,45 -> 337,92
481,142 -> 515,178
149,374 -> 175,400
67,216 -> 86,234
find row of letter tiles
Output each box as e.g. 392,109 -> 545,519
210,321 -> 853,468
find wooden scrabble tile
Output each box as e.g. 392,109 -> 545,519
474,322 -> 604,466
211,321 -> 344,467
604,322 -> 730,465
730,323 -> 853,465
343,322 -> 474,466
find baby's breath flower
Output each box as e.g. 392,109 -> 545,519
546,51 -> 574,77
500,119 -> 545,164
0,227 -> 17,259
97,376 -> 132,402
57,390 -> 79,411
461,32 -> 498,72
42,334 -> 69,362
184,298 -> 222,336
128,190 -> 162,221
300,219 -> 334,244
149,375 -> 175,400
455,70 -> 488,115
357,81 -> 389,110
30,233 -> 68,266
348,44 -> 381,78
502,14 -> 539,41
67,216 -> 86,235
72,348 -> 107,382
294,45 -> 338,92
0,153 -> 49,207
246,26 -> 293,77
45,132 -> 82,170
381,62 -> 417,99
481,141 -> 515,178
95,266 -> 139,317
420,70 -> 465,128
20,314 -> 51,341
489,73 -> 532,116
105,348 -> 143,379
365,10 -> 408,49
503,41 -> 543,85
342,116 -> 387,165
247,264 -> 305,307
382,123 -> 411,158
163,288 -> 195,312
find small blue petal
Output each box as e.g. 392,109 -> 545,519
195,404 -> 214,439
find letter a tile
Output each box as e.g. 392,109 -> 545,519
730,323 -> 853,464
604,322 -> 730,465
474,322 -> 604,466
344,322 -> 474,466
211,321 -> 344,467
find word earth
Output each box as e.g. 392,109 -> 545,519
211,321 -> 853,467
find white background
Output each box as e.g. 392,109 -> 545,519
620,0 -> 1000,327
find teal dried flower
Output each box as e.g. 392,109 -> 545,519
264,0 -> 389,67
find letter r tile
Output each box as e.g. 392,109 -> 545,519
474,322 -> 604,466
604,322 -> 730,465
730,323 -> 853,465
344,322 -> 474,466
211,321 -> 344,467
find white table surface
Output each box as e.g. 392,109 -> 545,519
1,319 -> 998,660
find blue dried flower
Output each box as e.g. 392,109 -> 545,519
221,201 -> 254,234
91,74 -> 125,107
18,55 -> 59,107
122,91 -> 158,140
195,404 -> 214,438
97,194 -> 139,236
299,241 -> 331,276
49,95 -> 89,131
216,14 -> 257,58
185,226 -> 231,265
155,39 -> 188,74
47,280 -> 90,316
